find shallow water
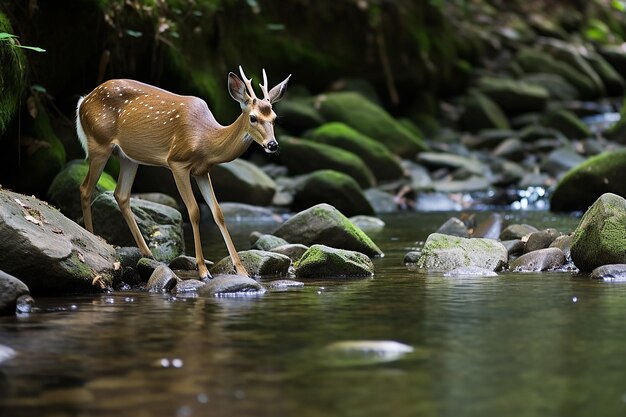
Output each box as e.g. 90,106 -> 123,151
2,211 -> 626,417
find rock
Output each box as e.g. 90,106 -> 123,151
91,191 -> 184,263
0,344 -> 16,365
443,266 -> 498,277
492,138 -> 525,161
590,264 -> 626,280
348,215 -> 385,234
210,250 -> 292,278
542,109 -> 591,139
251,234 -> 289,251
524,228 -> 561,253
173,279 -> 206,294
516,47 -> 600,99
404,251 -> 421,263
599,44 -> 626,79
432,176 -> 491,193
551,150 -> 626,212
500,224 -> 539,240
216,203 -> 282,223
315,92 -> 428,157
549,234 -> 573,260
211,159 -> 277,206
521,73 -> 579,100
540,146 -> 587,177
295,244 -> 374,278
133,193 -> 179,210
169,255 -> 213,271
415,193 -> 462,211
415,233 -> 508,272
477,76 -> 549,115
473,213 -> 504,240
146,264 -> 181,292
502,239 -> 525,257
273,203 -> 383,257
47,160 -> 117,222
273,98 -> 325,134
586,51 -> 625,96
270,244 -> 309,262
509,247 -> 566,272
0,270 -> 30,315
266,279 -> 305,290
0,189 -> 118,294
403,161 -> 433,191
436,217 -> 469,238
291,170 -> 374,217
198,274 -> 265,296
458,91 -> 510,132
364,188 -> 398,214
116,247 -> 143,269
570,193 -> 626,271
307,122 -> 405,182
278,136 -> 376,188
417,152 -> 487,176
136,257 -> 162,282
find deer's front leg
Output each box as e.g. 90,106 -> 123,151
170,165 -> 211,280
195,174 -> 249,277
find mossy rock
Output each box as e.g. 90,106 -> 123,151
273,203 -> 383,257
0,13 -> 26,135
307,122 -> 405,182
210,250 -> 291,278
521,73 -> 579,101
551,150 -> 626,211
413,233 -> 508,272
251,234 -> 289,251
516,47 -> 600,99
476,76 -> 549,116
291,170 -> 374,217
277,136 -> 376,188
606,95 -> 626,143
458,91 -> 510,133
315,92 -> 428,157
542,109 -> 591,139
586,51 -> 625,96
48,160 -> 117,222
295,244 -> 374,279
274,98 -> 325,135
211,159 -> 276,206
570,193 -> 626,271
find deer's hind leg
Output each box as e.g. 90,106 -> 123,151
80,144 -> 112,232
114,154 -> 153,258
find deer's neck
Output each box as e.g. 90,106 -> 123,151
208,113 -> 252,165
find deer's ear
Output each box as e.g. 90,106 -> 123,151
268,74 -> 291,104
228,72 -> 248,105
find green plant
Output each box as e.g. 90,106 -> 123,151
0,32 -> 45,53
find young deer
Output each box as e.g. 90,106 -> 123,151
76,67 -> 290,279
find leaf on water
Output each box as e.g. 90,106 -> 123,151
26,96 -> 38,119
24,215 -> 42,226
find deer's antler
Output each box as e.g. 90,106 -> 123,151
238,66 -> 258,100
259,68 -> 270,101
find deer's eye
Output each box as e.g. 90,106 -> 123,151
249,114 -> 258,124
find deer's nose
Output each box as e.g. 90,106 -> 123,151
267,140 -> 279,152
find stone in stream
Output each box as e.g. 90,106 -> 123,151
523,228 -> 562,253
269,244 -> 309,262
0,189 -> 119,294
549,234 -> 573,260
472,213 -> 503,240
0,344 -> 17,364
322,340 -> 415,367
266,279 -> 305,290
502,240 -> 525,257
570,193 -> 626,271
590,264 -> 626,281
348,215 -> 386,235
404,251 -> 421,264
273,203 -> 383,257
136,257 -> 163,282
509,248 -> 566,272
436,217 -> 469,238
173,279 -> 207,294
146,264 -> 181,293
210,250 -> 292,278
168,255 -> 214,271
500,224 -> 539,240
251,234 -> 289,251
198,274 -> 265,296
443,266 -> 498,277
210,159 -> 277,206
0,270 -> 31,315
414,233 -> 507,272
295,244 -> 374,279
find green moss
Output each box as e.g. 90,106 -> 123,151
477,76 -> 549,115
0,12 -> 26,135
542,109 -> 591,139
295,244 -> 374,278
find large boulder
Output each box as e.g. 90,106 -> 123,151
414,233 -> 508,272
307,122 -> 405,182
291,170 -> 374,217
295,244 -> 374,278
0,189 -> 118,294
551,150 -> 626,212
476,76 -> 549,115
570,193 -> 626,271
211,159 -> 277,206
273,98 -> 325,135
277,136 -> 376,188
91,191 -> 184,262
315,92 -> 428,157
47,160 -> 117,222
273,203 -> 383,257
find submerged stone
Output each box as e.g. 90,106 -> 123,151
266,279 -> 305,290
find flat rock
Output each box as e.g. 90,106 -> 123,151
198,274 -> 265,296
173,279 -> 207,294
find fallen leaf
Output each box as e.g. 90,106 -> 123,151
51,227 -> 64,234
14,198 -> 28,208
24,215 -> 42,226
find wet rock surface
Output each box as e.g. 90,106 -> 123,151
0,270 -> 31,315
509,248 -> 566,272
295,244 -> 374,279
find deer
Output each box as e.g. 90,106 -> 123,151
76,67 -> 291,280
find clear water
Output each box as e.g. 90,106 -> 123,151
2,211 -> 626,417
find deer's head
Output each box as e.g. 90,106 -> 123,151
228,66 -> 290,153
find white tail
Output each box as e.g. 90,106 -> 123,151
77,68 -> 290,279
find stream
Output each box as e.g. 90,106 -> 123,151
2,211 -> 626,417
